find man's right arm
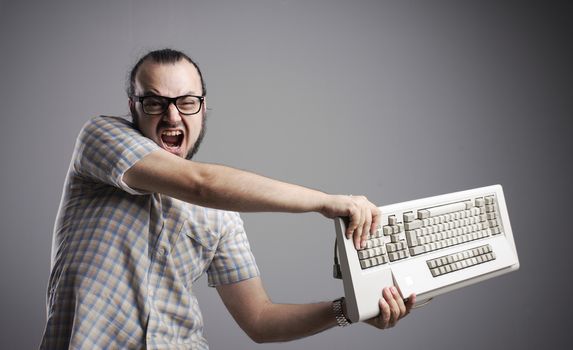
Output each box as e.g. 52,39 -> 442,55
215,277 -> 415,343
123,149 -> 380,248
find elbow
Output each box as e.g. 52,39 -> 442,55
246,329 -> 273,344
249,334 -> 266,344
241,320 -> 269,344
241,303 -> 277,344
244,321 -> 288,344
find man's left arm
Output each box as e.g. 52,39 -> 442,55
215,277 -> 415,343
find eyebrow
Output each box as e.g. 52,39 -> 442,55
140,90 -> 202,97
140,89 -> 161,96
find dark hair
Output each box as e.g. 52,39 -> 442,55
126,48 -> 206,98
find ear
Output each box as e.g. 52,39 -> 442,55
128,98 -> 140,127
128,98 -> 135,113
202,97 -> 207,111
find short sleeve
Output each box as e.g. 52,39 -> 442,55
72,116 -> 161,195
207,212 -> 260,286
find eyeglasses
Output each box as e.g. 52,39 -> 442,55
131,94 -> 205,116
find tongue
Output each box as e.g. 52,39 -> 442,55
162,135 -> 179,146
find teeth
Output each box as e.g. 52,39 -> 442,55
161,130 -> 182,136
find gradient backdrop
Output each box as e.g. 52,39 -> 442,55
1,0 -> 571,349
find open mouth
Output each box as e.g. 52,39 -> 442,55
160,129 -> 184,153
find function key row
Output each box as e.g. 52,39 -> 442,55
401,196 -> 497,222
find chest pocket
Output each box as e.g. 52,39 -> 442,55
173,220 -> 220,286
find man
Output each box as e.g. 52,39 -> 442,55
41,49 -> 414,349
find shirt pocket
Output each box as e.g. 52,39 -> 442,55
173,220 -> 219,286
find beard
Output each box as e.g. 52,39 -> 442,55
131,110 -> 207,160
185,113 -> 207,160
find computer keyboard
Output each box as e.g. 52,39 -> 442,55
333,185 -> 519,323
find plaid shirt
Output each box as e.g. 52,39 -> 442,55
41,116 -> 260,349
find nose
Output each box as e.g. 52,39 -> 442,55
162,102 -> 182,124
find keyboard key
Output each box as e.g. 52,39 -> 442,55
388,215 -> 397,225
419,201 -> 467,218
405,231 -> 418,247
388,252 -> 400,262
485,196 -> 495,205
410,246 -> 426,256
383,225 -> 392,236
404,219 -> 422,230
403,212 -> 415,222
360,259 -> 371,269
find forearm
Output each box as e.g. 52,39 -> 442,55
249,301 -> 337,343
217,279 -> 341,344
124,150 -> 329,213
189,162 -> 329,213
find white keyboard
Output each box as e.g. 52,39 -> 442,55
333,185 -> 519,323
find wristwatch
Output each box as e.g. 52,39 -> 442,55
332,297 -> 352,327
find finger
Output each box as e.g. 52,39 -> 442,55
353,205 -> 364,250
379,295 -> 391,328
370,206 -> 381,236
345,200 -> 359,240
346,216 -> 357,240
364,197 -> 373,236
360,205 -> 370,248
390,287 -> 407,318
404,293 -> 416,315
384,287 -> 400,327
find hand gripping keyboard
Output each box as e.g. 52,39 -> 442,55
333,185 -> 519,323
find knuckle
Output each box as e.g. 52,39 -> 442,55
348,219 -> 358,229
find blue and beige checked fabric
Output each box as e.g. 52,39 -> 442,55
41,116 -> 260,349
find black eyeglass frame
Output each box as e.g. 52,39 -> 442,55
131,94 -> 205,116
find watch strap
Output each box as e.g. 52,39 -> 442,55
332,297 -> 352,327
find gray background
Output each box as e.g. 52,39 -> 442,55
1,0 -> 571,349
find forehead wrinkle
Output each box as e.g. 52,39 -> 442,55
135,61 -> 202,97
